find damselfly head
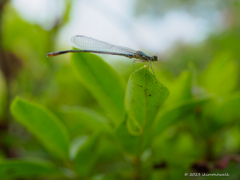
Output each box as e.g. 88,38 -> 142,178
151,55 -> 158,61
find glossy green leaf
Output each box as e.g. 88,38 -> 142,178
61,106 -> 112,138
73,133 -> 100,177
10,97 -> 70,161
71,53 -> 125,124
154,97 -> 211,136
125,67 -> 170,132
0,159 -> 62,179
55,64 -> 93,106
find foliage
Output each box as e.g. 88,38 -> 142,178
0,1 -> 240,180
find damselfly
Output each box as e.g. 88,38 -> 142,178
46,35 -> 158,74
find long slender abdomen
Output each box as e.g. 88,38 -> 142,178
46,50 -> 79,57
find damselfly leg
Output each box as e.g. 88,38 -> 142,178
149,60 -> 155,76
132,60 -> 142,73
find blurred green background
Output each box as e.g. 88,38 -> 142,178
0,0 -> 240,179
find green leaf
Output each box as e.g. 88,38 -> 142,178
125,67 -> 170,133
215,93 -> 240,125
166,70 -> 192,105
61,106 -> 112,138
118,67 -> 169,155
201,53 -> 238,96
71,53 -> 125,124
2,6 -> 50,64
115,118 -> 140,155
154,97 -> 211,136
70,136 -> 88,160
10,97 -> 70,161
73,133 -> 100,177
0,159 -> 62,179
55,64 -> 93,106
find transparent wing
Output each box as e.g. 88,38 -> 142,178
71,35 -> 137,55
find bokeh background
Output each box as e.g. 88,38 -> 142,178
0,0 -> 240,179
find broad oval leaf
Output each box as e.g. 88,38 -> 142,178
71,53 -> 125,124
10,97 -> 70,161
125,67 -> 170,132
60,106 -> 112,138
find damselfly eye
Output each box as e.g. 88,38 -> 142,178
152,55 -> 158,61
